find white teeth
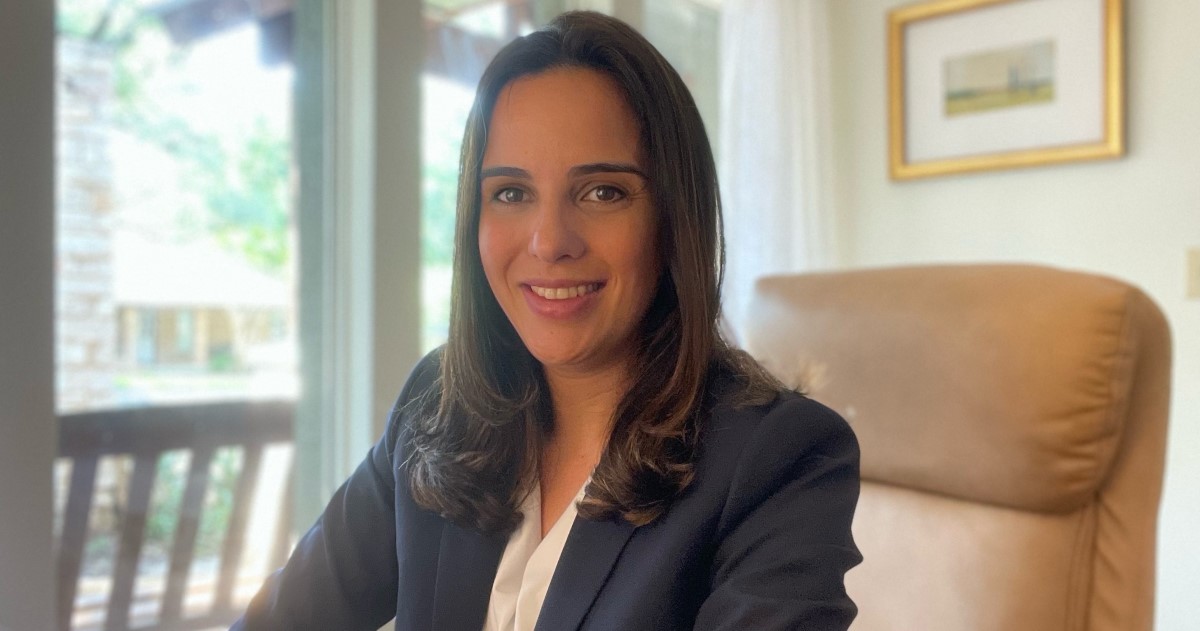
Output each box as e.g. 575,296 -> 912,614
531,283 -> 599,300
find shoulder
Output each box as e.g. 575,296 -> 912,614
699,373 -> 860,527
699,349 -> 857,465
685,373 -> 862,629
705,369 -> 858,469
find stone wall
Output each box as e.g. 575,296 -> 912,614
56,38 -> 117,413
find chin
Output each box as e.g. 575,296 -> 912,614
521,339 -> 606,373
524,345 -> 586,369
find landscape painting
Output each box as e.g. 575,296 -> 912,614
943,40 -> 1055,116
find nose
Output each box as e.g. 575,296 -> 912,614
528,200 -> 586,262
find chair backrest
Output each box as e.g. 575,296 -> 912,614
744,264 -> 1171,631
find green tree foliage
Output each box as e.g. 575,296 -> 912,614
421,77 -> 477,269
145,452 -> 187,546
59,0 -> 292,277
422,152 -> 459,267
197,448 -> 241,556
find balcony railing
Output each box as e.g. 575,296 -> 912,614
56,401 -> 294,631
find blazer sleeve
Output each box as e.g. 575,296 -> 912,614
230,352 -> 440,631
693,395 -> 862,630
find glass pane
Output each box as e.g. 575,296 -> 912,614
419,0 -> 722,353
56,0 -> 297,413
55,1 -> 298,628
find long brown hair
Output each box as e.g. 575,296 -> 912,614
406,10 -> 780,535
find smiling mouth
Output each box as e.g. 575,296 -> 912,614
528,282 -> 603,300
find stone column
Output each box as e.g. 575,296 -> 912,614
56,38 -> 118,412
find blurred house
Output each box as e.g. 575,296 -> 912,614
112,231 -> 290,372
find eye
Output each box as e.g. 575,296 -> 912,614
581,185 -> 626,203
493,187 -> 527,204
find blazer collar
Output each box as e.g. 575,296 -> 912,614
429,515 -> 637,631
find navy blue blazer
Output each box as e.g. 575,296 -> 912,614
233,352 -> 861,630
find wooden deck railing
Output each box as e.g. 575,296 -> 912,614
56,401 -> 294,631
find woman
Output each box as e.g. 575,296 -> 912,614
235,11 -> 860,631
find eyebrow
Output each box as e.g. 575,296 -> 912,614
479,162 -> 648,181
569,162 -> 647,180
479,166 -> 530,180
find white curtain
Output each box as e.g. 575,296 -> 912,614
718,0 -> 835,341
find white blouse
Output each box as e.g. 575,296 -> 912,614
482,482 -> 587,631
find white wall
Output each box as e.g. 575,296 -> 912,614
0,1 -> 57,628
826,1 -> 1200,628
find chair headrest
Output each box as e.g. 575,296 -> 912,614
745,264 -> 1166,512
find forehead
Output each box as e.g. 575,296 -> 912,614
482,67 -> 642,168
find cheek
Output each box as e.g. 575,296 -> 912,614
477,215 -> 506,286
476,217 -> 526,331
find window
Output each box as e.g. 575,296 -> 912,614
55,1 -> 297,627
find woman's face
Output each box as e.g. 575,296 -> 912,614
478,67 -> 659,377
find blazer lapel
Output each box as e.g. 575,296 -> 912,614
533,517 -> 636,631
431,521 -> 506,631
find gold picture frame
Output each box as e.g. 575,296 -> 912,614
888,0 -> 1125,180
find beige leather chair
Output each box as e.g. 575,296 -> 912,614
744,264 -> 1171,631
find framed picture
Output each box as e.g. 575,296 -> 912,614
888,0 -> 1124,180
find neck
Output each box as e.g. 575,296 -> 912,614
542,359 -> 630,448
